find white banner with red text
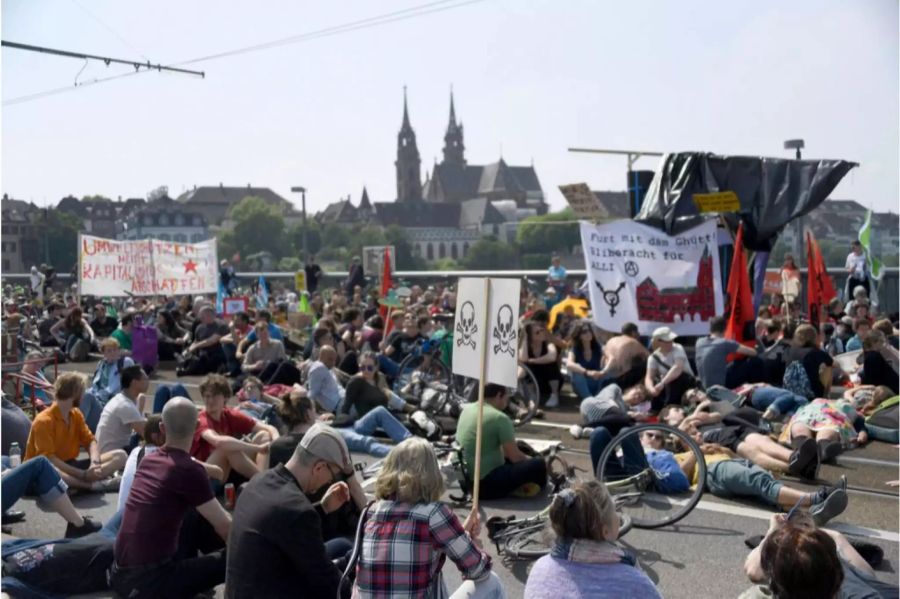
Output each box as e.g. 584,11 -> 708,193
79,234 -> 218,297
579,219 -> 724,336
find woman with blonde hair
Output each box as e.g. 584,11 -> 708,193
524,480 -> 660,598
354,437 -> 504,598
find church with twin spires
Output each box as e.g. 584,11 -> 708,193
318,89 -> 547,263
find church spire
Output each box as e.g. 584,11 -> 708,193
442,87 -> 466,166
401,85 -> 412,131
396,86 -> 422,202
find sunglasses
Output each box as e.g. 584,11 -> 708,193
645,432 -> 664,440
361,364 -> 376,372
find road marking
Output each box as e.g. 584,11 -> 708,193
838,456 -> 899,469
528,420 -> 573,431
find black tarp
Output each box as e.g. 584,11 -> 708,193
635,152 -> 857,250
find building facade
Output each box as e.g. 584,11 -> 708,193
119,196 -> 209,242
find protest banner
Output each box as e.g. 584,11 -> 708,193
452,276 -> 521,510
79,234 -> 218,297
559,183 -> 605,220
579,219 -> 723,336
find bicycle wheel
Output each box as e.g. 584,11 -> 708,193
597,423 -> 705,529
500,512 -> 633,559
394,353 -> 451,395
509,366 -> 539,426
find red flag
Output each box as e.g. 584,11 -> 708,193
379,247 -> 394,334
725,223 -> 755,355
807,232 -> 836,329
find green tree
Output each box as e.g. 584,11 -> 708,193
229,196 -> 289,259
347,225 -> 388,258
277,256 -> 303,272
461,237 -> 519,270
43,209 -> 81,272
288,222 -> 322,258
384,225 -> 427,270
319,223 -> 351,250
517,208 -> 580,257
433,258 -> 461,271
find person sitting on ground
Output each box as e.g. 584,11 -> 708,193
524,480 -> 658,599
354,437 -> 501,598
695,315 -> 762,389
156,309 -> 190,362
235,309 -> 283,361
664,434 -> 849,526
2,454 -> 102,538
241,320 -> 287,379
236,376 -> 282,421
520,321 -> 563,408
177,305 -> 229,376
760,319 -> 792,386
89,303 -> 118,339
873,318 -> 900,348
118,414 -> 225,512
382,314 -> 428,367
50,306 -> 95,361
96,365 -> 148,455
742,513 -> 898,599
37,302 -> 65,347
782,324 -> 834,401
2,395 -> 31,456
109,312 -> 134,356
645,327 -> 697,412
226,423 -> 360,598
82,337 -> 135,431
844,284 -> 869,320
457,383 -> 548,499
594,326 -> 650,391
343,350 -> 416,417
661,401 -> 814,480
337,308 -> 364,367
24,372 -> 126,492
846,318 -> 872,353
109,397 -> 232,598
221,311 -> 252,376
306,345 -> 348,413
566,321 -> 605,399
861,330 -> 900,394
190,374 -> 279,482
359,314 -> 384,352
780,397 -> 868,469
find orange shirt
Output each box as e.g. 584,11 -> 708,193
24,403 -> 95,462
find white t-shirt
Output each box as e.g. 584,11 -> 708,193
117,444 -> 158,512
96,392 -> 145,454
648,343 -> 695,383
846,252 -> 867,279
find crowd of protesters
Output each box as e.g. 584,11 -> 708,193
0,244 -> 897,598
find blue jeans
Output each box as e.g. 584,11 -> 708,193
79,391 -> 104,434
153,384 -> 190,414
588,426 -> 647,479
571,373 -> 602,400
378,354 -> 400,379
338,406 -> 411,457
749,386 -> 808,417
706,458 -> 783,506
866,423 -> 899,444
1,456 -> 67,513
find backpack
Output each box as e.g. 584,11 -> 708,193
131,315 -> 159,372
866,396 -> 899,430
783,361 -> 815,400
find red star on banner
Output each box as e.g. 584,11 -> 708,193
183,259 -> 198,274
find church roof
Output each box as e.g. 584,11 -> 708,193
319,200 -> 357,224
459,198 -> 506,227
373,201 -> 461,228
426,159 -> 542,203
176,185 -> 292,210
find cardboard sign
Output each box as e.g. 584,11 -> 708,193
693,191 -> 740,213
559,183 -> 606,220
363,246 -> 395,277
763,272 -> 782,295
222,297 -> 249,316
452,277 -> 522,388
294,271 -> 307,293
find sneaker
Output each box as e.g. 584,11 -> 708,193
544,395 -> 559,409
90,474 -> 121,493
818,441 -> 842,464
761,407 -> 781,422
788,437 -> 817,477
810,488 -> 848,527
1,510 -> 26,525
65,515 -> 102,539
569,424 -> 583,439
810,475 -> 848,505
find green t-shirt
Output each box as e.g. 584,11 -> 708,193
456,402 -> 515,480
111,328 -> 132,351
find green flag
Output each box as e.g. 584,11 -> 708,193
858,210 -> 883,280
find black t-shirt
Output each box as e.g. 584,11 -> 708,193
305,264 -> 323,292
225,465 -> 347,599
269,431 -> 305,468
194,320 -> 229,345
3,536 -> 114,595
862,351 -> 900,395
389,333 -> 425,363
698,407 -> 764,451
785,347 -> 834,398
90,315 -> 119,338
37,316 -> 60,345
342,376 -> 388,417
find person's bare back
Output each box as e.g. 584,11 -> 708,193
603,335 -> 649,377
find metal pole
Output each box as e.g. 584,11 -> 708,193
795,147 -> 804,266
302,189 -> 308,261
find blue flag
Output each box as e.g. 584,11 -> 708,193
256,275 -> 269,308
216,280 -> 226,314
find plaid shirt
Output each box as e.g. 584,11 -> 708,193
353,500 -> 491,598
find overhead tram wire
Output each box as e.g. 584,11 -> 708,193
0,41 -> 205,76
3,0 -> 488,106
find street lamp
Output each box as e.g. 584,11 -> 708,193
291,186 -> 308,263
784,139 -> 806,265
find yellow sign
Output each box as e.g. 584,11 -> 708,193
294,270 -> 307,293
693,191 -> 740,213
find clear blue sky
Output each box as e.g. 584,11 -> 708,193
2,0 -> 898,215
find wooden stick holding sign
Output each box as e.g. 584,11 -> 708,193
452,277 -> 521,513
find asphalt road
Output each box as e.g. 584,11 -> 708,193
4,363 -> 898,598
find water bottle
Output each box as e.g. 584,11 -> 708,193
8,442 -> 21,468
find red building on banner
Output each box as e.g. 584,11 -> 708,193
636,245 -> 715,323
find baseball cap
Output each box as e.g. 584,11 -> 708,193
652,326 -> 678,342
299,423 -> 353,476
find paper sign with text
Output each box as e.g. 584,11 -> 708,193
452,277 -> 521,388
580,219 -> 723,336
559,183 -> 605,220
79,234 -> 218,297
693,191 -> 740,213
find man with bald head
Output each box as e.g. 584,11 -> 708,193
109,397 -> 232,598
306,345 -> 346,413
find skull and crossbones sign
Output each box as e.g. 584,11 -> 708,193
492,304 -> 517,356
456,301 -> 478,348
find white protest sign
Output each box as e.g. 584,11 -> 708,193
579,219 -> 723,336
79,234 -> 218,297
452,277 -> 521,388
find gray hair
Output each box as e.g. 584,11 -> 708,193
161,397 -> 198,441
